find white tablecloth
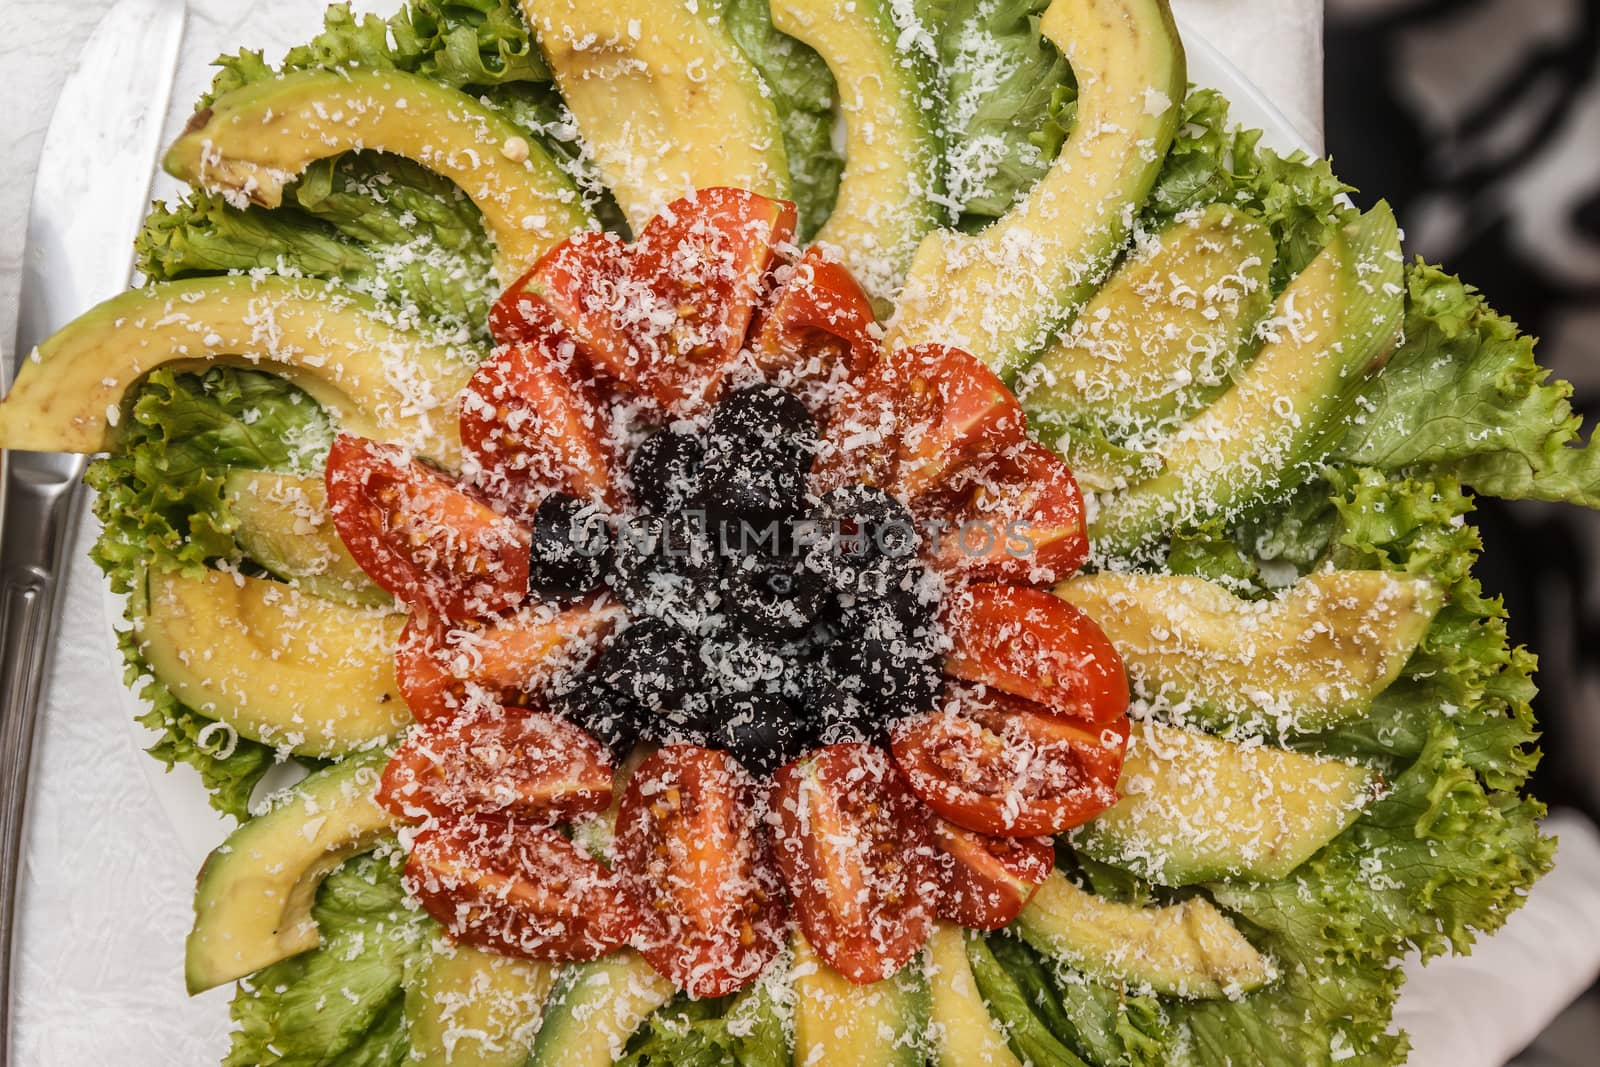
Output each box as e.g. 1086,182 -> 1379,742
1,2 -> 1594,1065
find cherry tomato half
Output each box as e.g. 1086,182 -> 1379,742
921,440 -> 1088,585
891,688 -> 1129,836
750,245 -> 878,383
769,744 -> 937,984
615,746 -> 786,998
927,816 -> 1053,930
888,344 -> 1028,501
460,338 -> 620,520
810,354 -> 903,495
395,600 -> 621,721
325,433 -> 530,621
941,583 -> 1129,725
406,816 -> 637,961
377,707 -> 614,823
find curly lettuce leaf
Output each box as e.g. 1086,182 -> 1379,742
968,933 -> 1091,1067
225,851 -> 430,1067
88,369 -> 329,817
935,0 -> 1077,226
1144,88 -> 1355,290
1336,261 -> 1600,508
618,977 -> 788,1067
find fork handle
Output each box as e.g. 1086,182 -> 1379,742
0,453 -> 88,1059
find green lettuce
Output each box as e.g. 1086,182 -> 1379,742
968,932 -> 1091,1067
88,368 -> 330,817
1336,261 -> 1600,508
225,850 -> 430,1067
935,0 -> 1077,226
618,978 -> 788,1067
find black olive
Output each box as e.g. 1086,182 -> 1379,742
628,426 -> 704,514
526,493 -> 614,603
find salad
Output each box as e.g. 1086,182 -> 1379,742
0,0 -> 1588,1064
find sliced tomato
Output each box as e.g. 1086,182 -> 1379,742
769,744 -> 937,984
396,599 -> 622,721
406,816 -> 636,961
928,817 -> 1053,930
941,583 -> 1129,725
750,245 -> 878,382
625,188 -> 797,414
460,339 -> 620,520
888,344 -> 1028,500
615,746 -> 786,997
495,231 -> 639,373
325,433 -> 530,621
810,355 -> 904,495
891,688 -> 1129,836
377,707 -> 614,823
921,440 -> 1088,584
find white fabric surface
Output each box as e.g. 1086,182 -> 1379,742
0,2 -> 1594,1065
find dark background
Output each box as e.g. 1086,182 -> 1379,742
1325,1 -> 1600,1060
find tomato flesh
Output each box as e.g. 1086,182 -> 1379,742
929,817 -> 1053,930
942,583 -> 1129,725
377,707 -> 614,823
891,687 -> 1129,836
325,433 -> 530,621
750,245 -> 878,383
395,600 -> 621,722
769,744 -> 936,984
888,344 -> 1028,500
615,746 -> 785,997
922,440 -> 1088,584
460,338 -> 620,519
406,816 -> 636,961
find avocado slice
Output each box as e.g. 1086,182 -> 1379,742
525,952 -> 676,1067
1090,203 -> 1406,554
165,68 -> 590,282
407,940 -> 556,1067
886,0 -> 1186,377
793,931 -> 930,1067
1015,870 -> 1273,999
1019,205 -> 1274,438
224,470 -> 389,610
132,566 -> 409,757
185,751 -> 397,994
1073,722 -> 1379,885
928,922 -> 1023,1067
1046,422 -> 1167,492
520,0 -> 789,235
1056,570 -> 1443,733
770,0 -> 942,311
0,276 -> 475,465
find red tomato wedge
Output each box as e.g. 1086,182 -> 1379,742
928,817 -> 1053,930
377,707 -> 614,823
615,746 -> 786,998
494,231 -> 638,368
888,344 -> 1028,500
396,600 -> 622,721
750,245 -> 878,382
406,816 -> 637,961
891,688 -> 1129,836
325,433 -> 530,621
942,583 -> 1129,725
769,744 -> 937,984
459,339 -> 620,519
810,355 -> 903,495
922,440 -> 1088,585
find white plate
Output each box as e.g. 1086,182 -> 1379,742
109,18 -> 1320,867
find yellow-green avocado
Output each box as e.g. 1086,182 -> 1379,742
770,0 -> 942,311
1057,569 -> 1442,733
224,470 -> 389,609
519,0 -> 789,235
1019,204 -> 1274,438
132,566 -> 409,758
1090,203 -> 1406,553
0,276 -> 475,465
928,922 -> 1022,1067
1015,869 -> 1273,999
185,751 -> 397,994
1073,722 -> 1379,885
407,940 -> 556,1067
793,931 -> 930,1067
886,0 -> 1186,377
525,952 -> 675,1067
164,68 -> 591,281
